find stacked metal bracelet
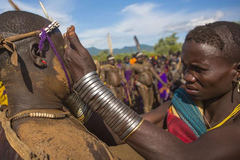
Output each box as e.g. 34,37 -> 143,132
73,71 -> 144,141
64,90 -> 92,124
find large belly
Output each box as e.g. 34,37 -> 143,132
107,72 -> 121,87
138,72 -> 153,86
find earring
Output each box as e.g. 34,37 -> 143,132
237,80 -> 240,93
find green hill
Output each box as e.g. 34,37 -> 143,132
87,44 -> 153,55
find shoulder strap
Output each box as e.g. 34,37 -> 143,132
0,109 -> 35,160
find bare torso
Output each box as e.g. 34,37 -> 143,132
101,64 -> 122,87
132,63 -> 153,86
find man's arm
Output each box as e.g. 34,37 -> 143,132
150,67 -> 167,86
119,67 -> 127,84
130,66 -> 136,89
100,66 -> 105,83
141,101 -> 170,128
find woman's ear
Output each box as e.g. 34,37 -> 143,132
233,62 -> 240,83
29,40 -> 47,67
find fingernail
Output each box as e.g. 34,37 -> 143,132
67,25 -> 76,36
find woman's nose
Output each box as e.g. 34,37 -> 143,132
184,70 -> 196,83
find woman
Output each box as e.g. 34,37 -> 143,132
64,21 -> 240,160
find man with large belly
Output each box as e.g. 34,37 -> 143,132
100,55 -> 126,102
131,52 -> 167,113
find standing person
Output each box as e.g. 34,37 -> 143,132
131,52 -> 167,113
100,55 -> 126,102
116,59 -> 122,69
64,21 -> 240,160
122,56 -> 133,106
154,58 -> 170,104
168,58 -> 184,97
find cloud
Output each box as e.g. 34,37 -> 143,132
121,2 -> 160,16
1,1 -> 239,50
163,11 -> 225,33
78,3 -> 240,49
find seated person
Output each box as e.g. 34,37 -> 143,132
0,11 -> 118,160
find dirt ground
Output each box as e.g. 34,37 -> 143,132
109,144 -> 145,160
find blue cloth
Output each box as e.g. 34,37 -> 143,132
171,88 -> 207,137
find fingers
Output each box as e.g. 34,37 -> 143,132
66,25 -> 85,54
63,33 -> 68,49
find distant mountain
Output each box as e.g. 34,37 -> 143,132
87,47 -> 102,55
87,44 -> 154,55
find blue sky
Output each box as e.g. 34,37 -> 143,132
1,0 -> 240,50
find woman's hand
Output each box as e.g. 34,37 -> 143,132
63,25 -> 96,82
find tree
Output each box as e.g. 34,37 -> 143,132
94,50 -> 109,62
154,33 -> 182,57
235,21 -> 240,25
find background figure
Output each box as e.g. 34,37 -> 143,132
168,57 -> 184,98
131,52 -> 167,113
154,58 -> 170,104
116,59 -> 122,69
100,55 -> 126,102
122,56 -> 133,106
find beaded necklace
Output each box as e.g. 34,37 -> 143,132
207,104 -> 240,131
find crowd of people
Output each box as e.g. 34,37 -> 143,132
95,50 -> 185,114
1,7 -> 240,160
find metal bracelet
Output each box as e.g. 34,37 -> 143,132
83,85 -> 106,104
97,95 -> 117,115
73,71 -> 98,89
74,74 -> 98,93
113,111 -> 137,133
107,100 -> 127,127
73,73 -> 144,140
119,117 -> 143,140
91,91 -> 114,111
64,91 -> 79,107
80,80 -> 102,100
102,98 -> 123,120
88,86 -> 110,106
75,101 -> 87,117
109,106 -> 130,128
117,113 -> 139,135
78,77 -> 100,97
63,91 -> 92,124
100,98 -> 119,118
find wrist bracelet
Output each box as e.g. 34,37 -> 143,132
63,91 -> 92,124
73,71 -> 143,140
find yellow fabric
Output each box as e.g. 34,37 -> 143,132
0,81 -> 8,107
208,104 -> 240,131
170,105 -> 180,118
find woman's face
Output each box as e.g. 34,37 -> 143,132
182,41 -> 236,101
